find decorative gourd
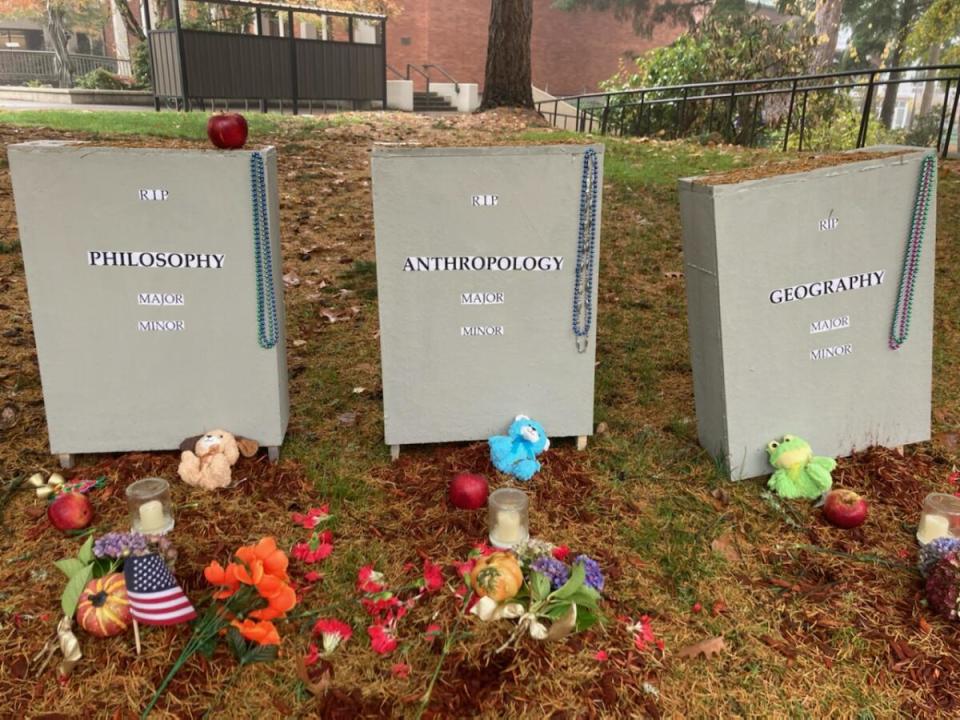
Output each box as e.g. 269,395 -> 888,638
470,552 -> 523,602
75,573 -> 131,638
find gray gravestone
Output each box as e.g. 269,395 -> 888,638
9,142 -> 288,464
679,147 -> 936,480
372,145 -> 604,453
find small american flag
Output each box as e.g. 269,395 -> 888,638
124,554 -> 197,626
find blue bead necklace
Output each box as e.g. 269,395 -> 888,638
250,152 -> 279,350
572,147 -> 599,353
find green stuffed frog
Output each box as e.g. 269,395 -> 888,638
766,435 -> 835,500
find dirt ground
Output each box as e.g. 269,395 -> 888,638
0,110 -> 959,719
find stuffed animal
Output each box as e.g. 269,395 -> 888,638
177,430 -> 259,490
766,434 -> 835,500
489,416 -> 550,482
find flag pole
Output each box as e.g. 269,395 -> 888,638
133,618 -> 141,655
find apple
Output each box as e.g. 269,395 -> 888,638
449,473 -> 489,510
206,113 -> 248,150
823,489 -> 868,529
47,492 -> 93,532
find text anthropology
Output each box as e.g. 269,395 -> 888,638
769,270 -> 885,304
403,256 -> 564,272
88,251 -> 225,269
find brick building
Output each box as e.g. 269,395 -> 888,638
386,0 -> 685,97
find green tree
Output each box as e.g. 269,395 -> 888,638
552,0 -> 746,36
0,0 -> 108,87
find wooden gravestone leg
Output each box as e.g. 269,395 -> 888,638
390,445 -> 400,461
267,447 -> 280,463
58,454 -> 75,470
576,436 -> 588,451
133,619 -> 141,655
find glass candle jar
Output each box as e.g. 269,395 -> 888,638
488,488 -> 529,549
917,493 -> 960,544
126,477 -> 174,535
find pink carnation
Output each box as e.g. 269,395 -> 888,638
368,623 -> 398,655
312,618 -> 353,654
292,505 -> 331,529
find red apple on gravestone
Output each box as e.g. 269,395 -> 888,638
47,492 -> 93,532
207,113 -> 248,150
823,489 -> 868,529
449,473 -> 489,510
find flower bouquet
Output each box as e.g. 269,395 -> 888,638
463,540 -> 605,651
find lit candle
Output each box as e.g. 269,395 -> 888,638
918,513 -> 951,544
495,510 -> 523,544
138,500 -> 166,534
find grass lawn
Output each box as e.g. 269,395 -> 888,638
0,108 -> 958,718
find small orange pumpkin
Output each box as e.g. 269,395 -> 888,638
470,552 -> 523,602
76,573 -> 131,638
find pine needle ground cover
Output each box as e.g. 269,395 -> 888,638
0,110 -> 959,718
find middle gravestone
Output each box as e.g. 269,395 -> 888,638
372,145 -> 604,456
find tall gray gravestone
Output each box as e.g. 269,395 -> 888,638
372,145 -> 604,456
679,147 -> 936,480
9,142 -> 288,466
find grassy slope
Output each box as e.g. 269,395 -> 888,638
0,109 -> 958,718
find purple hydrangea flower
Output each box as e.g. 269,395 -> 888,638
93,532 -> 148,559
574,554 -> 605,592
919,537 -> 960,578
531,556 -> 570,590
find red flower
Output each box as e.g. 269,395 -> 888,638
552,545 -> 571,561
391,662 -> 410,678
362,592 -> 401,616
313,618 -> 353,654
303,642 -> 320,667
304,571 -> 323,583
292,505 -> 331,529
630,616 -> 661,652
368,623 -> 398,655
594,650 -> 609,662
422,559 -> 443,592
424,624 -> 443,644
292,530 -> 334,565
470,542 -> 495,558
454,559 -> 476,579
357,565 -> 386,594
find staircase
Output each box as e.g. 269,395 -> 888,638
414,90 -> 456,112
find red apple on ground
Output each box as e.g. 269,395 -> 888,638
823,489 -> 868,529
449,473 -> 489,510
206,113 -> 248,149
47,492 -> 93,532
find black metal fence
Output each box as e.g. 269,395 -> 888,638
535,65 -> 960,158
146,0 -> 387,113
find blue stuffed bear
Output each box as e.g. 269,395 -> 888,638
488,415 -> 550,481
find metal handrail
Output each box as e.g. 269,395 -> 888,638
423,63 -> 459,93
406,63 -> 430,93
386,63 -> 404,80
535,64 -> 960,158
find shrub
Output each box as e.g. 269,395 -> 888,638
131,41 -> 151,90
75,67 -> 127,91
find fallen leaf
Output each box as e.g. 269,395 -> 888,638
294,656 -> 333,696
352,387 -> 366,394
293,339 -> 307,348
663,271 -> 684,279
595,421 -> 609,435
711,533 -> 742,563
337,412 -> 357,426
283,272 -> 301,288
676,636 -> 726,660
934,432 -> 960,452
0,403 -> 18,430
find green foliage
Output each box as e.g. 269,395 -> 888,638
552,0 -> 734,36
904,110 -> 943,147
131,41 -> 151,90
55,535 -> 96,617
906,0 -> 960,63
75,67 -> 127,90
602,15 -> 814,144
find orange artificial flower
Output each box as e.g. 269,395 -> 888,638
235,537 -> 289,582
249,581 -> 297,621
232,618 -> 280,645
204,561 -> 242,599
